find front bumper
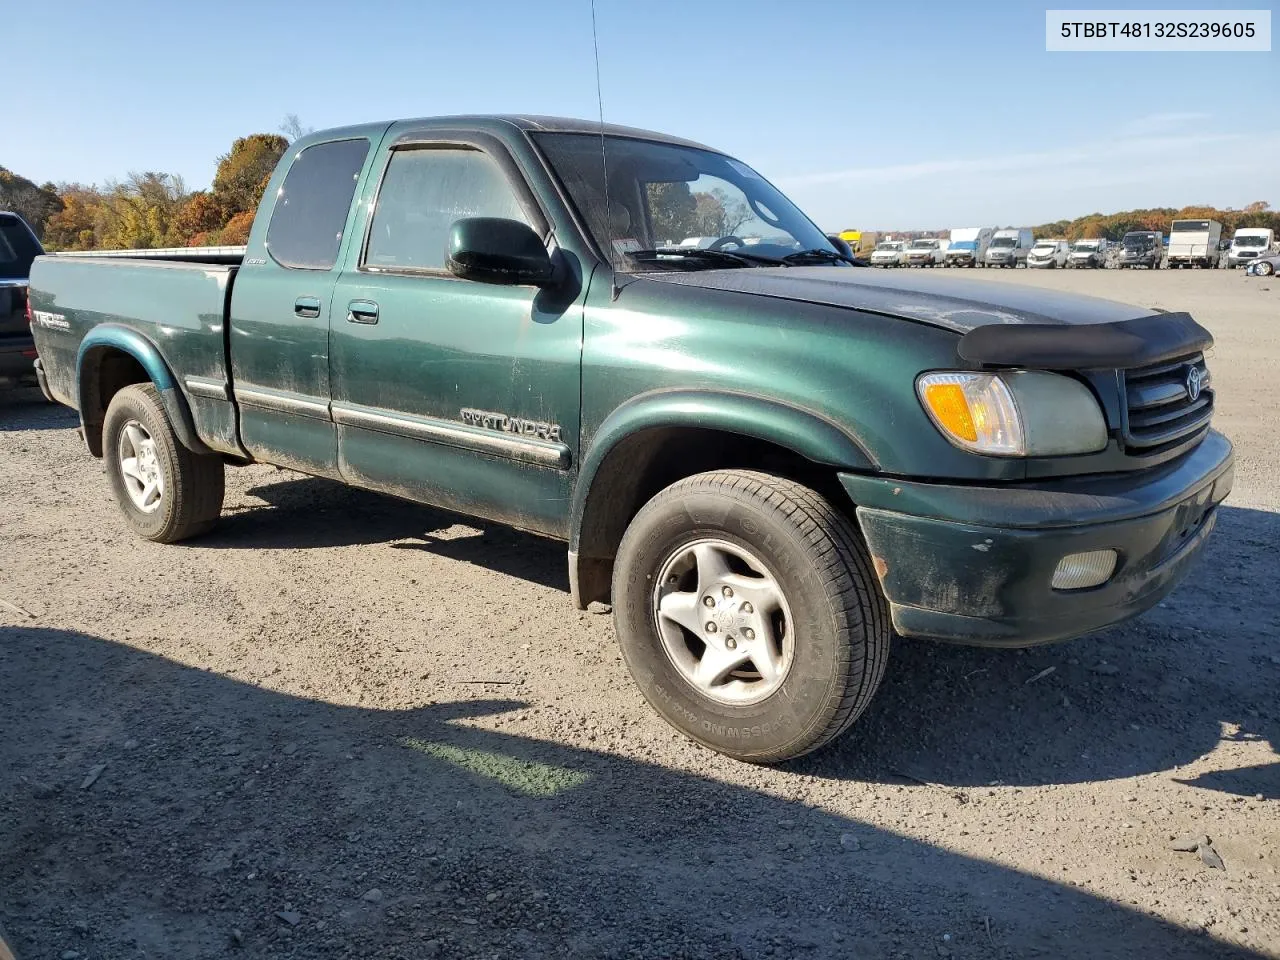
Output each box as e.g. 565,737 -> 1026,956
839,431 -> 1233,647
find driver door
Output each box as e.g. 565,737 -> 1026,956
328,134 -> 583,538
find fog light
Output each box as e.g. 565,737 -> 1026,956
1051,550 -> 1118,590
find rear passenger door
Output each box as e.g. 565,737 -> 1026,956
229,137 -> 372,478
328,133 -> 582,538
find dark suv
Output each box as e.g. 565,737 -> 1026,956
0,212 -> 44,389
1117,230 -> 1163,270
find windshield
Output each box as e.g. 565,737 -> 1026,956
1032,243 -> 1056,251
533,133 -> 835,270
0,215 -> 43,281
875,242 -> 902,252
949,241 -> 976,250
909,239 -> 938,249
1235,235 -> 1267,248
1073,241 -> 1100,251
990,237 -> 1016,248
1171,220 -> 1210,232
1124,234 -> 1156,248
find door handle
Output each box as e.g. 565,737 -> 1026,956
294,296 -> 322,319
347,300 -> 380,325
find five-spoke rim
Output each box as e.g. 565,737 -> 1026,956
652,538 -> 794,705
118,419 -> 163,513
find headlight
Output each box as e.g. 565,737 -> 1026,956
916,371 -> 1108,456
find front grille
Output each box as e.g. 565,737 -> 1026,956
1122,353 -> 1213,451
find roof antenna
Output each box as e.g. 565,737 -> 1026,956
589,0 -> 620,300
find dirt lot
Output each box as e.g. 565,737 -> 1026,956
2,269 -> 1277,960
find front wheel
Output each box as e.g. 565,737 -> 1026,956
103,383 -> 225,542
612,470 -> 890,763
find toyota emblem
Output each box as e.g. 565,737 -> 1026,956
1186,366 -> 1203,402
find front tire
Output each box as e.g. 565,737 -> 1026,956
103,383 -> 225,542
612,470 -> 890,763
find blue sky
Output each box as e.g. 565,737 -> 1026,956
6,0 -> 1275,229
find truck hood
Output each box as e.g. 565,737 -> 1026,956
640,266 -> 1149,334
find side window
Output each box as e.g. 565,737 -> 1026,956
265,138 -> 370,270
364,147 -> 530,272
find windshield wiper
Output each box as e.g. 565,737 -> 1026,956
628,247 -> 786,268
782,248 -> 865,266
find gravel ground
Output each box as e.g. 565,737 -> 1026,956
1,268 -> 1276,960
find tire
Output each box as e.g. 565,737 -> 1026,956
103,383 -> 224,542
612,470 -> 890,763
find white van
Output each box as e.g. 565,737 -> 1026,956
904,237 -> 949,267
984,228 -> 1034,268
1066,238 -> 1108,269
870,239 -> 908,267
1227,228 -> 1276,268
1027,239 -> 1070,269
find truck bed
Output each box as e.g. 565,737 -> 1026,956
29,253 -> 238,410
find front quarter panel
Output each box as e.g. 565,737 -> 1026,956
580,273 -> 1020,485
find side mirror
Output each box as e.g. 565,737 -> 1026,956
827,235 -> 855,259
447,217 -> 554,287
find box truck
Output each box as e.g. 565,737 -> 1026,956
1167,219 -> 1223,269
944,227 -> 994,267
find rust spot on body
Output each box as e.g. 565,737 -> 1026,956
872,555 -> 889,583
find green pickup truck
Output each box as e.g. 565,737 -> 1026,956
28,115 -> 1232,762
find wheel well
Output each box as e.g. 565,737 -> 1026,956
573,427 -> 846,606
80,347 -> 151,457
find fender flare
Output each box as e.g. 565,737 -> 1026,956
569,388 -> 876,555
76,325 -> 210,457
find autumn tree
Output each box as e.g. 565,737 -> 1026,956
211,134 -> 288,220
42,185 -> 103,249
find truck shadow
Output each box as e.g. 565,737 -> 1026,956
0,387 -> 77,432
197,473 -> 1277,796
203,474 -> 570,592
0,625 -> 1265,960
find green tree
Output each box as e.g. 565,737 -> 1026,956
0,166 -> 64,238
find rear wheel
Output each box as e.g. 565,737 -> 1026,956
103,383 -> 224,542
612,470 -> 890,763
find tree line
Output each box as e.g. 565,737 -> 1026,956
1030,202 -> 1279,241
0,117 -> 315,251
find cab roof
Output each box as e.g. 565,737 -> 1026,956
294,115 -> 719,154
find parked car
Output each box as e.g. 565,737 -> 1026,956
1167,219 -> 1223,269
943,227 -> 994,267
1027,239 -> 1070,269
983,228 -> 1034,268
869,239 -> 907,267
1118,231 -> 1163,269
1228,228 -> 1276,268
28,115 -> 1233,763
904,237 -> 948,267
1066,238 -> 1108,269
1245,252 -> 1279,277
0,212 -> 45,391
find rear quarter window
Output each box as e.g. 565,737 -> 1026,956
265,138 -> 370,270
